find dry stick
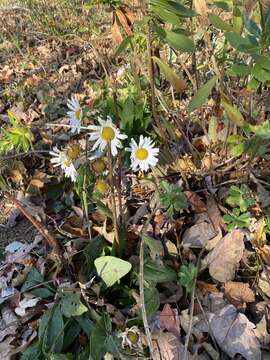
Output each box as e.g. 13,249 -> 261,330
107,143 -> 120,248
146,20 -> 165,138
183,249 -> 205,360
4,192 -> 63,262
139,208 -> 157,359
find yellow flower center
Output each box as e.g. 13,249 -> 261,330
92,159 -> 106,173
135,148 -> 148,160
63,159 -> 72,167
96,180 -> 108,194
67,145 -> 81,160
75,108 -> 82,120
101,127 -> 115,141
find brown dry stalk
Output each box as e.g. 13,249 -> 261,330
4,192 -> 63,261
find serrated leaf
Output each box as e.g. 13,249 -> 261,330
153,57 -> 187,91
188,76 -> 217,112
144,260 -> 177,283
95,256 -> 132,287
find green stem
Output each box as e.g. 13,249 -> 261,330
107,143 -> 120,251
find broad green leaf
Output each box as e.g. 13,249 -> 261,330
151,0 -> 196,18
144,287 -> 160,318
252,64 -> 270,82
221,97 -> 245,126
187,76 -> 217,112
89,313 -> 121,360
59,291 -> 88,318
213,1 -> 232,11
39,305 -> 64,354
227,64 -> 252,76
164,29 -> 195,53
95,256 -> 132,287
225,32 -> 259,53
21,268 -> 44,292
144,234 -> 163,260
21,342 -> 42,360
49,355 -> 72,360
209,13 -> 233,31
152,57 -> 186,91
253,54 -> 270,71
62,319 -> 81,350
144,260 -> 177,283
151,5 -> 182,25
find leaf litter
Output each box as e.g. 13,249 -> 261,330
0,1 -> 270,359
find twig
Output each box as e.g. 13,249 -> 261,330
183,249 -> 204,360
139,206 -> 157,359
3,192 -> 63,262
0,150 -> 50,161
107,144 -> 120,249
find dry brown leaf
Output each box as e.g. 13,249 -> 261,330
160,304 -> 180,337
258,268 -> 270,297
224,281 -> 255,307
184,191 -> 207,213
197,281 -> 219,294
251,218 -> 266,248
258,244 -> 270,265
115,9 -> 132,34
202,229 -> 245,282
152,331 -> 191,360
196,304 -> 261,360
194,0 -> 208,17
182,217 -> 216,248
111,17 -> 123,44
206,195 -> 223,232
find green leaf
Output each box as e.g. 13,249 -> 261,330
252,64 -> 270,82
144,287 -> 160,318
187,76 -> 217,112
152,57 -> 186,91
59,291 -> 88,318
95,256 -> 132,287
21,342 -> 42,360
225,31 -> 260,53
164,29 -> 195,53
227,64 -> 252,76
89,313 -> 121,360
95,199 -> 113,219
209,13 -> 233,31
21,268 -> 44,292
253,54 -> 270,71
144,260 -> 177,283
143,234 -> 163,260
39,305 -> 64,354
151,0 -> 196,18
221,97 -> 245,126
179,263 -> 197,294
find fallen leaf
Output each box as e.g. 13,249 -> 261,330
206,195 -> 223,232
197,281 -> 219,294
15,295 -> 40,317
251,218 -> 266,248
257,245 -> 270,265
194,0 -> 208,18
182,214 -> 217,248
152,331 -> 191,360
184,191 -> 207,213
224,281 -> 255,307
196,304 -> 261,360
202,229 -> 245,282
160,304 -> 180,337
0,307 -> 18,342
258,268 -> 270,298
254,315 -> 270,346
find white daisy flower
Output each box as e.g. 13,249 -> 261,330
88,116 -> 127,156
127,135 -> 159,172
67,96 -> 83,133
50,146 -> 78,182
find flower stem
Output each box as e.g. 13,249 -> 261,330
107,143 -> 120,250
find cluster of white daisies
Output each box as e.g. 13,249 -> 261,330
50,96 -> 159,183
